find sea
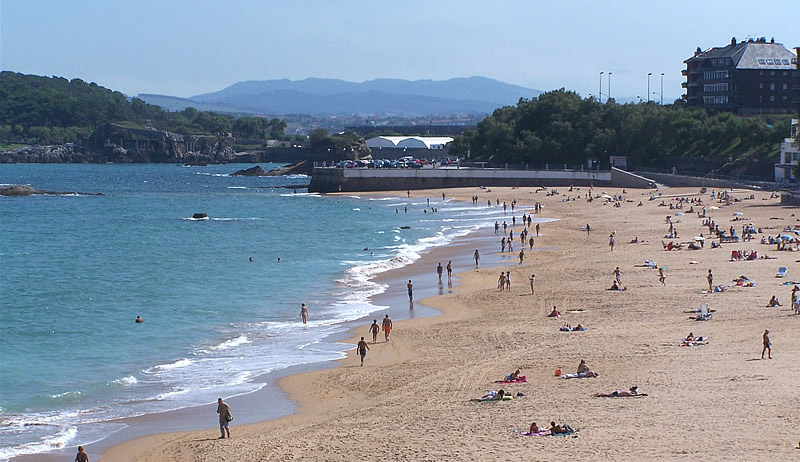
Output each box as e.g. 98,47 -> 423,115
0,163 -> 541,460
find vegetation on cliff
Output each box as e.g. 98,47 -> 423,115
449,89 -> 791,173
0,72 -> 292,145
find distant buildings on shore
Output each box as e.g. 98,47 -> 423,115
683,37 -> 799,116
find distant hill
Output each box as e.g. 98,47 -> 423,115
172,77 -> 541,116
137,94 -> 249,114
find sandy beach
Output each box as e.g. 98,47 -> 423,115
98,185 -> 799,461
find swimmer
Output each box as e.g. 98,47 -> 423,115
249,257 -> 253,262
135,316 -> 143,323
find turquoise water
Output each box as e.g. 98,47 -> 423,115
0,163 -> 518,459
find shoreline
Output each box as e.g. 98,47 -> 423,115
12,192 -> 519,462
27,185 -> 800,461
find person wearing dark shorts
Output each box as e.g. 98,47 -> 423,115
407,280 -> 413,301
357,337 -> 370,366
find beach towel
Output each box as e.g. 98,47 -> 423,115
520,429 -> 578,437
495,376 -> 526,384
559,327 -> 587,332
474,396 -> 513,402
561,373 -> 596,379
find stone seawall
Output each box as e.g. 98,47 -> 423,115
308,167 -> 659,193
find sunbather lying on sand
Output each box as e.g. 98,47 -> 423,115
472,390 -> 506,401
596,386 -> 646,397
549,421 -> 574,434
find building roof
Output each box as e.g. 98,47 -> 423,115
686,38 -> 796,70
366,136 -> 454,149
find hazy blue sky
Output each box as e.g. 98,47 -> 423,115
1,0 -> 798,102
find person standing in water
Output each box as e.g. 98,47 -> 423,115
382,314 -> 393,342
407,280 -> 413,301
446,261 -> 453,280
300,303 -> 308,324
436,263 -> 444,281
474,249 -> 480,267
357,337 -> 370,366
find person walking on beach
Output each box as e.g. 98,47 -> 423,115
446,261 -> 453,280
368,319 -> 380,343
518,249 -> 525,265
501,237 -> 506,253
382,315 -> 393,342
505,271 -> 511,291
495,221 -> 499,234
498,272 -> 506,290
75,446 -> 89,462
216,398 -> 232,439
474,249 -> 480,267
357,337 -> 370,366
659,267 -> 666,286
529,274 -> 535,295
609,233 -> 615,252
536,223 -> 540,236
761,329 -> 771,359
436,262 -> 444,281
300,303 -> 308,324
407,280 -> 413,301
586,223 -> 591,236
707,269 -> 713,292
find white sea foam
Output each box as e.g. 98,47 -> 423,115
109,375 -> 138,387
151,358 -> 193,371
210,335 -> 250,350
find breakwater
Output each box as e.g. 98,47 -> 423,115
308,166 -> 654,192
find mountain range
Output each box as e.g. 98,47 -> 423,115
138,77 -> 542,116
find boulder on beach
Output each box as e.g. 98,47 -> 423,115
231,166 -> 268,177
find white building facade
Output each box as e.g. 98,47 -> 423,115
775,119 -> 800,182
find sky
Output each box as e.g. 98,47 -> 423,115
1,0 -> 798,103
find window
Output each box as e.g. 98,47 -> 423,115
766,59 -> 774,65
758,59 -> 766,64
760,83 -> 764,90
770,96 -> 775,102
770,83 -> 775,91
782,59 -> 790,65
703,96 -> 728,105
784,83 -> 789,90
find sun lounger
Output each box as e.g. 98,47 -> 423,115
776,267 -> 787,278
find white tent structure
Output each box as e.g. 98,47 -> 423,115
366,136 -> 454,150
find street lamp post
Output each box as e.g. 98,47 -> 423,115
660,73 -> 664,105
647,73 -> 652,103
599,72 -> 604,103
608,72 -> 612,101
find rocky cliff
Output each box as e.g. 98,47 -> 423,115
1,123 -> 236,163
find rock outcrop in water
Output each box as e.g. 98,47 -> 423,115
0,184 -> 103,197
231,165 -> 268,176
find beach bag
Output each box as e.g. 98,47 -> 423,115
225,413 -> 233,422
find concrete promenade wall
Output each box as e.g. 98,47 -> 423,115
635,171 -> 772,190
309,167 -> 627,193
